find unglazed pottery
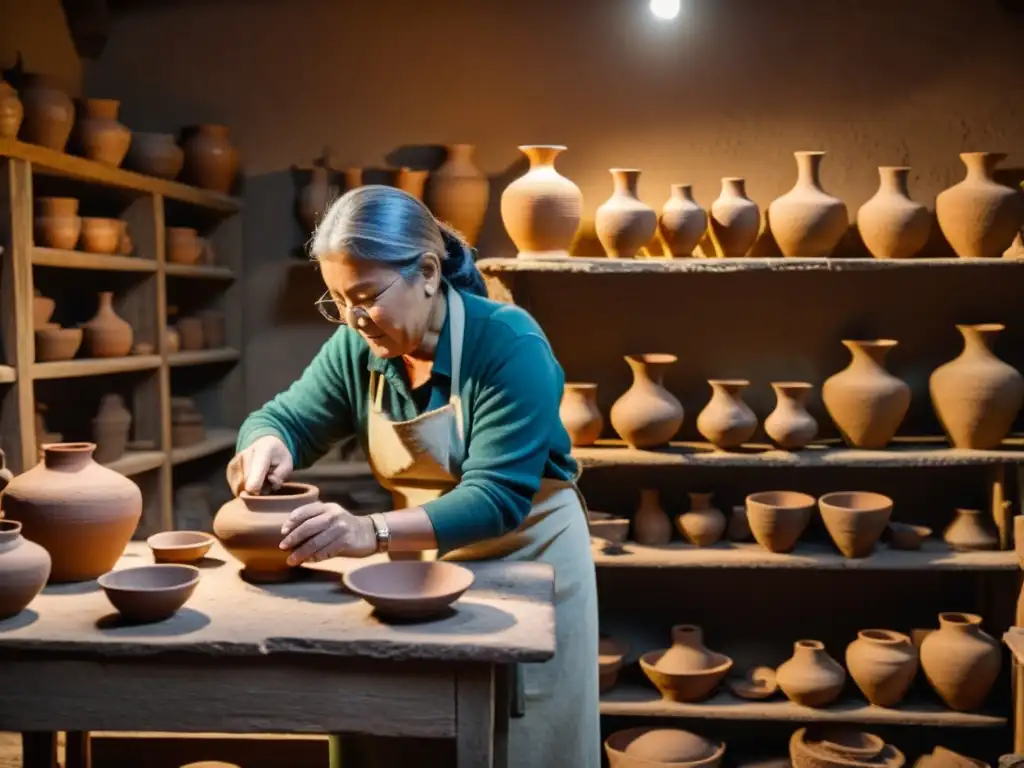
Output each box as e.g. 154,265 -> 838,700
34,196 -> 81,250
0,520 -> 51,619
599,635 -> 629,692
887,522 -> 931,551
596,169 -> 657,258
769,152 -> 848,258
92,393 -> 132,464
198,309 -> 227,349
127,132 -> 184,179
943,509 -> 998,552
343,560 -> 475,619
709,178 -> 760,258
35,325 -> 82,362
297,165 -> 337,232
929,324 -> 1023,449
18,73 -> 74,150
727,505 -> 752,542
0,80 -> 23,139
765,382 -> 818,450
745,491 -> 815,553
182,124 -> 239,194
98,564 -> 200,622
84,291 -> 133,357
658,625 -> 720,673
857,167 -> 931,259
176,316 -> 205,350
166,326 -> 181,354
2,442 -> 142,582
560,383 -> 603,446
641,625 -> 734,702
727,666 -> 779,700
696,379 -> 757,450
818,491 -> 893,558
789,727 -> 905,768
610,354 -> 684,448
74,98 -> 131,166
919,612 -> 1000,711
344,167 -> 363,191
822,340 -> 910,449
915,747 -> 989,768
936,152 -> 1024,258
677,492 -> 726,546
846,629 -> 918,706
147,531 -> 215,564
604,726 -> 725,768
80,217 -> 123,254
167,226 -> 203,265
33,290 -> 55,328
395,167 -> 428,201
776,640 -> 846,707
501,145 -> 582,259
633,488 -> 672,546
659,184 -> 707,258
587,511 -> 630,549
424,143 -> 489,246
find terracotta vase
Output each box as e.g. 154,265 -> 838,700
501,145 -> 582,259
0,80 -> 24,139
775,639 -> 846,707
789,727 -> 905,768
92,393 -> 132,464
765,382 -> 818,450
80,217 -> 122,254
822,340 -> 910,449
182,124 -> 239,194
943,509 -> 998,552
0,520 -> 51,619
929,324 -> 1023,449
677,492 -> 726,546
395,167 -> 429,201
696,379 -> 757,450
745,490 -> 815,553
167,226 -> 202,265
936,152 -> 1024,258
1,442 -> 142,582
34,196 -> 81,250
919,612 -> 1000,711
199,309 -> 226,349
33,290 -> 55,328
658,184 -> 707,258
727,505 -> 751,541
633,488 -> 672,546
857,167 -> 931,259
559,382 -> 603,447
298,165 -> 337,232
846,629 -> 918,707
74,98 -> 131,166
83,291 -> 134,357
768,151 -> 848,258
657,625 -> 720,673
214,482 -> 320,582
176,317 -> 205,350
710,177 -> 760,258
610,354 -> 683,448
424,143 -> 489,246
595,169 -> 657,258
818,491 -> 893,559
18,74 -> 74,150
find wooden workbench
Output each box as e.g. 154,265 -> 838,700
0,542 -> 556,768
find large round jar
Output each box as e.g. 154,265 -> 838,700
182,124 -> 239,194
0,520 -> 51,619
18,73 -> 74,150
74,98 -> 131,166
845,629 -> 918,707
127,132 -> 185,180
501,145 -> 582,259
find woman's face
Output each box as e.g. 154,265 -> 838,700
318,252 -> 440,358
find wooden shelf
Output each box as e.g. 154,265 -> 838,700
32,248 -> 157,273
1003,627 -> 1024,664
103,450 -> 166,477
168,348 -> 241,367
32,355 -> 162,380
165,263 -> 236,280
170,428 -> 238,466
0,366 -> 16,383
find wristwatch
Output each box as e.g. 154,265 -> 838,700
368,513 -> 390,554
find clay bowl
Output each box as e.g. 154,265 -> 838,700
343,560 -> 475,619
887,522 -> 932,551
640,648 -> 733,703
599,634 -> 630,692
35,325 -> 82,362
726,666 -> 778,700
147,531 -> 216,564
79,217 -> 123,254
790,727 -> 904,768
97,564 -> 201,622
745,491 -> 815,553
589,511 -> 630,553
605,726 -> 726,768
818,491 -> 893,559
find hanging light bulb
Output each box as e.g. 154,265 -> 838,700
650,0 -> 681,20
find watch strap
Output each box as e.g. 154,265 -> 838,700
369,513 -> 390,554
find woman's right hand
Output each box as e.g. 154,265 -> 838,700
226,435 -> 294,496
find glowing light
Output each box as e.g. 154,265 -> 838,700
649,0 -> 681,21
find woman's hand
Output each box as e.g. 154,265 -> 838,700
279,502 -> 377,565
226,435 -> 294,496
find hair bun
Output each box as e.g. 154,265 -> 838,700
436,220 -> 487,296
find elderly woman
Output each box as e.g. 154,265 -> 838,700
226,185 -> 599,767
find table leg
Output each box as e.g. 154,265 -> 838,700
21,731 -> 57,768
65,731 -> 91,768
455,665 -> 501,768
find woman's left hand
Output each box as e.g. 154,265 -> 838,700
279,502 -> 377,565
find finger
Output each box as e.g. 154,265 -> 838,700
266,461 -> 291,490
280,511 -> 333,551
286,528 -> 340,566
244,448 -> 271,494
280,501 -> 325,536
226,454 -> 246,497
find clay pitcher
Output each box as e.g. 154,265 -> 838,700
709,177 -> 760,257
676,492 -> 726,547
0,79 -> 24,139
822,340 -> 910,449
943,509 -> 999,552
857,166 -> 931,259
768,151 -> 849,258
919,612 -> 1000,712
127,132 -> 185,179
936,152 -> 1024,258
182,124 -> 239,194
765,381 -> 818,450
595,168 -> 658,258
609,353 -> 684,448
559,382 -> 603,447
775,639 -> 846,707
0,520 -> 51,619
696,379 -> 757,450
395,167 -> 429,201
34,196 -> 81,250
18,73 -> 74,150
633,488 -> 672,546
83,291 -> 134,357
92,393 -> 132,464
657,625 -> 719,673
658,184 -> 707,258
846,629 -> 918,707
424,143 -> 489,246
74,98 -> 131,166
929,324 -> 1024,449
501,145 -> 582,259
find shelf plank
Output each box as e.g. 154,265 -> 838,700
0,138 -> 241,213
32,355 -> 162,380
103,450 -> 166,477
168,348 -> 241,367
33,248 -> 158,272
170,427 -> 238,466
290,460 -> 374,481
0,365 -> 16,383
164,263 -> 236,280
1003,627 -> 1024,665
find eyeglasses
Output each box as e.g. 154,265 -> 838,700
314,274 -> 403,326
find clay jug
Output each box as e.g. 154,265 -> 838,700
34,196 -> 81,250
182,124 -> 239,194
298,165 -> 337,232
501,145 -> 582,259
91,393 -> 132,464
214,482 -> 320,582
846,629 -> 918,707
769,151 -> 849,258
677,492 -> 726,546
822,340 -> 910,449
709,177 -> 760,257
658,184 -> 706,258
395,167 -> 428,201
424,143 -> 489,246
559,382 -> 603,447
633,488 -> 672,546
919,612 -> 1000,711
775,639 -> 846,707
943,509 -> 998,552
657,625 -> 718,673
929,324 -> 1023,449
74,98 -> 131,166
610,353 -> 684,448
595,169 -> 657,258
857,166 -> 930,259
1,442 -> 142,582
127,132 -> 184,179
18,73 -> 74,150
0,80 -> 24,139
0,520 -> 51,619
696,379 -> 757,450
83,291 -> 134,357
765,381 -> 818,450
936,152 -> 1024,258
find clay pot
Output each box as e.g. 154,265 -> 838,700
677,492 -> 726,546
599,635 -> 630,692
776,640 -> 846,707
657,625 -> 721,673
176,316 -> 205,350
172,415 -> 206,448
167,226 -> 202,265
92,393 -> 132,464
605,726 -> 726,768
641,626 -> 733,703
214,482 -> 320,582
343,560 -> 474,619
610,353 -> 684,448
80,217 -> 123,254
943,509 -> 998,552
915,747 -> 989,768
929,324 -> 1023,449
727,505 -> 752,542
857,167 -> 931,259
147,531 -> 215,564
199,309 -> 227,349
789,727 -> 905,768
0,520 -> 51,620
119,223 -> 133,255
765,382 -> 818,450
709,177 -> 760,258
846,629 -> 918,707
33,290 -> 55,328
395,167 -> 428,201
818,491 -> 893,559
297,165 -> 337,232
696,379 -> 757,450
745,490 -> 815,553
127,132 -> 184,179
501,145 -> 582,259
587,511 -> 630,549
74,98 -> 131,166
35,326 -> 82,362
919,612 -> 1001,712
98,564 -> 200,622
424,143 -> 489,246
182,124 -> 239,194
887,523 -> 931,551
822,340 -> 910,449
727,666 -> 778,700
34,196 -> 81,250
0,80 -> 24,139
559,382 -> 603,447
936,152 -> 1024,258
659,184 -> 707,258
83,291 -> 133,357
2,442 -> 142,582
769,151 -> 848,258
633,488 -> 672,546
596,169 -> 657,258
18,73 -> 74,150
166,326 -> 181,354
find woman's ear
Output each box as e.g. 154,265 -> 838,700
420,252 -> 441,296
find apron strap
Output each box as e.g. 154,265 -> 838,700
370,370 -> 385,412
446,287 -> 468,467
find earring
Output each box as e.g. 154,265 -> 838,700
425,283 -> 436,297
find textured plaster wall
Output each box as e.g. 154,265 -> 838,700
0,0 -> 81,93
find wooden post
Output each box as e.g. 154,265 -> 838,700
993,464 -> 1011,550
1014,516 -> 1024,752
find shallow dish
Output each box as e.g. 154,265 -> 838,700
97,564 -> 201,622
147,530 -> 216,564
640,648 -> 733,703
343,560 -> 475,619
